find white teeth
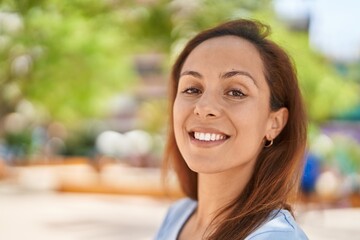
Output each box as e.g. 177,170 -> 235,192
200,132 -> 205,140
193,132 -> 227,141
205,133 -> 211,141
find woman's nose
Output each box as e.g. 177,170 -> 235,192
193,92 -> 222,119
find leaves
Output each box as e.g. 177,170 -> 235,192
0,0 -> 136,125
255,11 -> 360,122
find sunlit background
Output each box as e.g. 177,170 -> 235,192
0,0 -> 359,239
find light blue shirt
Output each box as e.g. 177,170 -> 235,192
155,198 -> 309,240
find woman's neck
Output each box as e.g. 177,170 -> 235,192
178,163 -> 256,240
195,163 -> 255,229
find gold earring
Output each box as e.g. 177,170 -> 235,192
264,139 -> 273,148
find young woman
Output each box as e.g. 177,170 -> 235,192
156,19 -> 308,240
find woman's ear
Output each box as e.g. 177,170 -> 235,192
266,107 -> 288,140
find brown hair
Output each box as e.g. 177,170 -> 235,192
163,19 -> 307,239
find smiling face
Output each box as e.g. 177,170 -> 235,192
173,35 -> 286,175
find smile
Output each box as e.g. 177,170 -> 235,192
192,132 -> 229,141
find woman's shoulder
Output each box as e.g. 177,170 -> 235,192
161,197 -> 197,226
246,209 -> 309,240
154,198 -> 197,240
167,197 -> 196,214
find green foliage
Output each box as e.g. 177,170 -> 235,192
174,0 -> 270,33
0,0 -> 137,125
335,139 -> 360,174
121,0 -> 175,52
61,126 -> 97,157
138,99 -> 168,134
254,11 -> 360,122
3,130 -> 33,157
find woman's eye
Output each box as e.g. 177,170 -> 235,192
227,89 -> 246,98
182,87 -> 201,95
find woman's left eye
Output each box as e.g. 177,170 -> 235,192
226,89 -> 246,98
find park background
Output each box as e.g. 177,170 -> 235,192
0,0 -> 360,239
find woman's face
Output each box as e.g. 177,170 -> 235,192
173,36 -> 286,175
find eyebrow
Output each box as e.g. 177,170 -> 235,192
220,70 -> 258,87
180,70 -> 203,79
180,70 -> 258,87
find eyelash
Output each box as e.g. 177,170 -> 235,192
226,89 -> 246,98
181,87 -> 202,95
181,87 -> 246,98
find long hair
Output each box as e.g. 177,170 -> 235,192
163,19 -> 307,239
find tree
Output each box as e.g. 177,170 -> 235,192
0,0 -> 136,127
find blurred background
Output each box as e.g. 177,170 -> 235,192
0,0 -> 359,239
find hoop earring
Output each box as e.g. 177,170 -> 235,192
264,139 -> 273,148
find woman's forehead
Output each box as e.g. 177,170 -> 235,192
180,36 -> 266,85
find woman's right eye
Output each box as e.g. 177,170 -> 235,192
181,87 -> 202,95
